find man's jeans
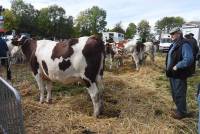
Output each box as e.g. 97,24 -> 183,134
169,78 -> 187,115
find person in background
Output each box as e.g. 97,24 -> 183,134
0,32 -> 11,80
0,32 -> 8,58
189,33 -> 198,53
166,27 -> 194,119
184,33 -> 199,74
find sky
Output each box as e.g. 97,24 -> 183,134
1,0 -> 200,29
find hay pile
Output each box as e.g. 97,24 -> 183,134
9,54 -> 199,134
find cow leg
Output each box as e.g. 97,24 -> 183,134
151,51 -> 155,62
119,57 -> 122,66
120,57 -> 123,66
96,75 -> 104,91
45,81 -> 53,104
116,58 -> 119,69
132,53 -> 140,71
86,82 -> 103,117
139,51 -> 146,65
96,75 -> 104,109
150,54 -> 154,63
34,74 -> 45,103
109,54 -> 113,69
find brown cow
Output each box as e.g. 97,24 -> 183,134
12,35 -> 105,117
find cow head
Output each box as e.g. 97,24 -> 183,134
11,35 -> 28,46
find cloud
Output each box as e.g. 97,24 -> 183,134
1,0 -> 200,30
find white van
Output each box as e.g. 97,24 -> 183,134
159,33 -> 172,52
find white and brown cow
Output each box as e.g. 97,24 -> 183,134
12,35 -> 105,117
124,40 -> 155,71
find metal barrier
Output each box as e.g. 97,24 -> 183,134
0,77 -> 24,134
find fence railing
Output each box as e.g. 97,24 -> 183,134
0,77 -> 24,134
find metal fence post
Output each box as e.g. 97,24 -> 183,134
0,77 -> 24,134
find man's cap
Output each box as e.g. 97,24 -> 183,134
169,27 -> 182,34
189,33 -> 194,36
184,34 -> 190,38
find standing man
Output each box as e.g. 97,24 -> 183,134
166,27 -> 194,119
0,32 -> 11,80
0,32 -> 8,62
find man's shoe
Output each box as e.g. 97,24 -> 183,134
171,111 -> 186,120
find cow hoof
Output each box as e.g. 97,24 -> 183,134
93,106 -> 103,118
39,101 -> 44,104
46,99 -> 52,104
93,113 -> 100,118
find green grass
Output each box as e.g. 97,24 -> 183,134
53,82 -> 86,96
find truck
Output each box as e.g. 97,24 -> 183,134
102,32 -> 124,43
182,23 -> 200,46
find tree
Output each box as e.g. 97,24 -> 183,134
88,6 -> 107,34
36,8 -> 51,37
137,20 -> 151,41
75,11 -> 91,36
75,6 -> 107,36
111,21 -> 125,34
125,22 -> 136,39
36,5 -> 74,39
57,16 -> 74,39
11,0 -> 38,33
3,0 -> 74,38
48,5 -> 65,38
155,16 -> 185,34
2,9 -> 18,31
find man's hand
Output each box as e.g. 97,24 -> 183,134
173,66 -> 177,71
